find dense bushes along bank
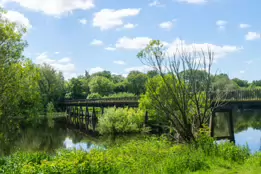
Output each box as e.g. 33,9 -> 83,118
1,136 -> 260,174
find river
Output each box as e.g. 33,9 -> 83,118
0,109 -> 260,156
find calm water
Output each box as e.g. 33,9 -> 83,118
0,109 -> 260,156
214,109 -> 261,153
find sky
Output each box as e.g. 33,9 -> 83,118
1,0 -> 261,81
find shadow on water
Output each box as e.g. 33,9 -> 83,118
1,110 -> 261,156
0,117 -> 145,156
214,109 -> 261,153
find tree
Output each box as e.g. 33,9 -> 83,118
147,70 -> 159,78
137,40 -> 224,142
232,78 -> 249,88
38,63 -> 65,108
91,70 -> 112,79
251,80 -> 261,87
212,74 -> 239,91
88,76 -> 114,96
0,8 -> 42,119
68,77 -> 85,99
127,71 -> 147,95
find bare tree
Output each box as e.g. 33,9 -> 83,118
137,40 -> 225,142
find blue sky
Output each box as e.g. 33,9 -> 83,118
1,0 -> 261,81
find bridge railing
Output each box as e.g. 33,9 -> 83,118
212,89 -> 261,101
62,89 -> 261,104
62,97 -> 140,104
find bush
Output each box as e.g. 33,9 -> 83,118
87,93 -> 102,99
97,107 -> 145,135
102,92 -> 136,98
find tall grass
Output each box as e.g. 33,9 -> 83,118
0,136 -> 260,174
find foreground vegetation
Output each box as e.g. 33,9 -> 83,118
0,135 -> 260,174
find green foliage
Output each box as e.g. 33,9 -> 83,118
97,107 -> 145,135
0,138 -> 260,174
127,71 -> 147,95
87,93 -> 102,99
102,92 -> 136,98
46,102 -> 56,128
89,76 -> 114,96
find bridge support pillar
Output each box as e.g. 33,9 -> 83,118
210,108 -> 235,143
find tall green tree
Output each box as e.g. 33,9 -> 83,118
88,76 -> 114,96
38,63 -> 65,109
232,78 -> 249,88
138,40 -> 224,142
127,71 -> 147,95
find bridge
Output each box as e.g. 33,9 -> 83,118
60,89 -> 261,141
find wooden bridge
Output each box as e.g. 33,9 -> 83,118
60,89 -> 261,141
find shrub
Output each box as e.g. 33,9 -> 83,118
97,107 -> 145,135
102,92 -> 136,98
87,93 -> 102,99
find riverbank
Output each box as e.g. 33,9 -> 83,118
1,137 -> 260,174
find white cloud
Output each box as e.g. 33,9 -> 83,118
216,20 -> 227,30
149,0 -> 165,7
113,60 -> 126,65
115,36 -> 152,50
125,65 -> 153,73
177,0 -> 207,4
55,52 -> 60,54
159,20 -> 176,30
123,23 -> 137,29
167,38 -> 242,59
2,10 -> 32,29
245,32 -> 261,40
90,39 -> 103,46
89,67 -> 104,74
239,23 -> 251,29
105,47 -> 116,51
79,18 -> 87,24
239,70 -> 245,74
2,0 -> 94,16
92,8 -> 141,30
35,52 -> 76,79
114,36 -> 168,50
58,57 -> 71,63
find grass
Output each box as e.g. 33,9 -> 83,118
0,135 -> 260,174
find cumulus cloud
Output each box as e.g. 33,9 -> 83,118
167,39 -> 242,59
149,0 -> 165,7
177,0 -> 207,4
123,23 -> 137,29
105,47 -> 116,51
124,65 -> 153,73
115,36 -> 153,50
113,60 -> 126,65
89,67 -> 104,74
90,39 -> 103,46
92,8 -> 141,30
245,32 -> 261,40
159,20 -> 176,30
35,52 -> 76,79
2,0 -> 94,16
79,18 -> 87,25
239,23 -> 251,29
2,10 -> 32,30
216,20 -> 227,30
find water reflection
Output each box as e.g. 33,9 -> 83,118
1,110 -> 261,156
214,109 -> 261,153
63,137 -> 104,152
235,128 -> 261,153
